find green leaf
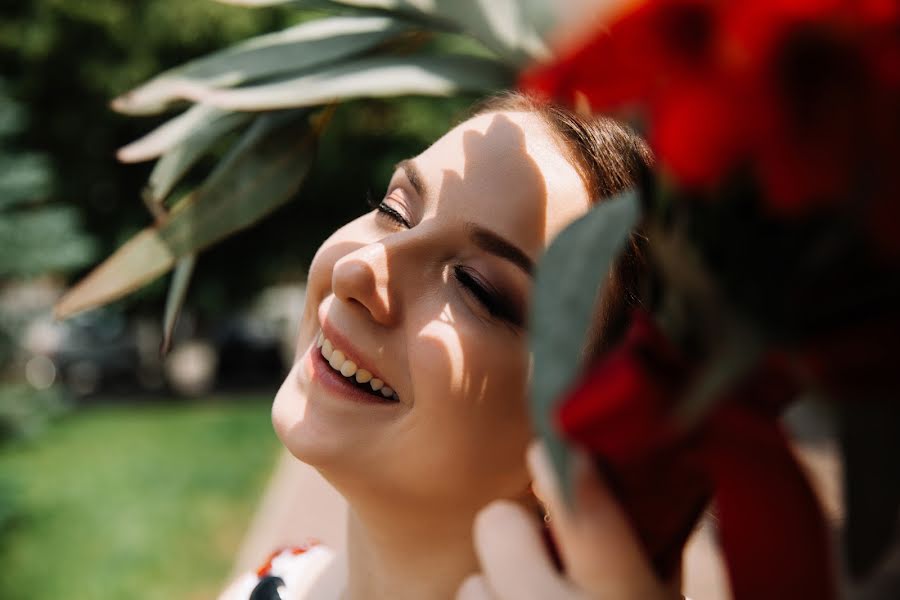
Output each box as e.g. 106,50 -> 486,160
112,15 -> 410,115
161,255 -> 197,356
55,110 -> 316,319
54,229 -> 176,318
403,0 -> 548,62
312,0 -> 549,61
143,111 -> 252,204
177,54 -> 513,111
117,104 -> 239,163
464,0 -> 549,60
213,0 -> 297,5
529,191 -> 640,503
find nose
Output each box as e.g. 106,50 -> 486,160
331,242 -> 396,326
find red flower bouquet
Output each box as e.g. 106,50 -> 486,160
524,0 -> 900,223
522,1 -> 900,598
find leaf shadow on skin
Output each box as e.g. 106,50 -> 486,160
302,112 -> 550,523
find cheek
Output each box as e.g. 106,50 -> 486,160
301,221 -> 369,322
293,220 -> 373,364
412,309 -> 529,402
407,321 -> 532,495
307,228 -> 349,300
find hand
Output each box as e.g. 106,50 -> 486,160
457,441 -> 681,600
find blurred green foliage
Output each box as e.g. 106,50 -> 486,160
0,384 -> 69,441
0,82 -> 86,449
0,80 -> 96,277
0,0 -> 472,320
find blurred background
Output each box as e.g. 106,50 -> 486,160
0,2 -> 476,598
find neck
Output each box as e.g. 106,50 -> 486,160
342,501 -> 479,600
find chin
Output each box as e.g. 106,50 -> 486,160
272,355 -> 386,473
272,361 -> 344,468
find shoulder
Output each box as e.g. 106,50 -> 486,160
219,542 -> 336,600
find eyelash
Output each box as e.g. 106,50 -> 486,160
367,190 -> 411,229
365,191 -> 521,329
453,265 -> 522,328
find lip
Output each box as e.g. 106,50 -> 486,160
321,320 -> 380,380
306,346 -> 399,406
310,311 -> 400,405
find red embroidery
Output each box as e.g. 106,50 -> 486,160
254,540 -> 320,578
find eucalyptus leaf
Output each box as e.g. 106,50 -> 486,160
179,54 -> 513,111
161,255 -> 197,356
54,229 -> 177,319
214,0 -> 296,5
529,191 -> 640,502
144,111 -> 251,204
118,104 -> 236,163
55,110 -> 316,319
112,15 -> 410,115
318,0 -> 549,61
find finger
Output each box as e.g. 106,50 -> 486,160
456,574 -> 495,600
473,500 -> 573,600
527,441 -> 670,598
527,441 -> 579,547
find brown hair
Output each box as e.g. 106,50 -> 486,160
474,92 -> 653,358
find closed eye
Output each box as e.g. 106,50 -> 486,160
367,190 -> 411,228
453,265 -> 523,328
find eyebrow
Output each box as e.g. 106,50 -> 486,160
396,159 -> 428,200
467,223 -> 534,276
395,160 -> 533,275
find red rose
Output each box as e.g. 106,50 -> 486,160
522,0 -> 900,225
797,315 -> 900,399
556,310 -> 836,599
520,0 -> 720,111
557,310 -> 711,578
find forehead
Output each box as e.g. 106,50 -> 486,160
412,111 -> 590,256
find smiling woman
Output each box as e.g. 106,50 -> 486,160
221,93 -> 653,600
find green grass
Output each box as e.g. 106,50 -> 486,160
0,399 -> 281,600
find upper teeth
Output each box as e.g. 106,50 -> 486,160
317,332 -> 398,401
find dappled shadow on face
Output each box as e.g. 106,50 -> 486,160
303,112 -> 554,512
418,113 -> 547,408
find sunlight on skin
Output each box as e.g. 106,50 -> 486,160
268,112 -> 595,600
332,242 -> 393,321
273,112 -> 590,503
439,303 -> 454,325
274,362 -> 310,432
417,302 -> 465,394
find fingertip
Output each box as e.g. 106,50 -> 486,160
473,500 -> 513,551
526,440 -> 560,501
525,439 -> 546,476
475,500 -> 525,536
456,574 -> 491,600
470,498 -> 568,599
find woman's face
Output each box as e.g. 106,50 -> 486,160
273,110 -> 590,514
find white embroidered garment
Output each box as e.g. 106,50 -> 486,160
222,543 -> 334,600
